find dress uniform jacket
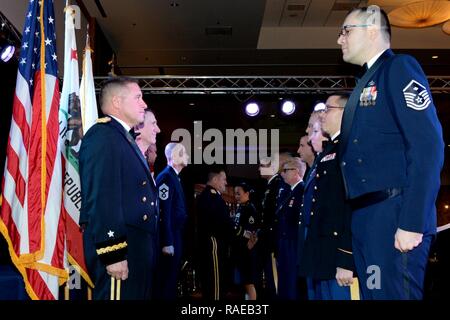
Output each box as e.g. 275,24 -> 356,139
340,49 -> 444,299
258,174 -> 289,298
233,201 -> 262,284
79,117 -> 158,300
261,174 -> 290,252
274,181 -> 304,300
197,185 -> 247,299
155,165 -> 188,299
298,136 -> 354,280
340,49 -> 444,234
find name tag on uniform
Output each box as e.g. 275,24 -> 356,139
320,153 -> 336,162
360,81 -> 377,107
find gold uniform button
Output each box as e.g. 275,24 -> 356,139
314,186 -> 318,190
151,202 -> 155,206
323,170 -> 327,175
142,196 -> 147,202
312,198 -> 316,203
142,181 -> 147,186
310,211 -> 314,216
316,173 -> 320,178
143,214 -> 148,221
333,231 -> 338,236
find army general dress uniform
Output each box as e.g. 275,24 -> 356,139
340,49 -> 444,299
79,116 -> 159,300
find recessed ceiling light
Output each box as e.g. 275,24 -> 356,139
270,114 -> 275,118
432,55 -> 439,59
189,103 -> 195,106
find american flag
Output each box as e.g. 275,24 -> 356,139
0,0 -> 67,299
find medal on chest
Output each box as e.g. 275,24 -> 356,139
360,81 -> 377,107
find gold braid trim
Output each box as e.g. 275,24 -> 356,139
96,241 -> 127,255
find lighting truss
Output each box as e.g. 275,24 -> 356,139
93,75 -> 450,94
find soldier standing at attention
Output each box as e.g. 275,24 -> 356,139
155,143 -> 189,299
80,77 -> 158,300
337,6 -> 444,299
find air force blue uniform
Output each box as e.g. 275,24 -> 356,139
79,117 -> 159,300
340,49 -> 445,299
156,165 -> 188,299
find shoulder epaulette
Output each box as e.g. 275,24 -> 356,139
210,189 -> 217,194
96,116 -> 111,123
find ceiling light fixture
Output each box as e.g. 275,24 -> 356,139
0,40 -> 15,62
443,20 -> 450,35
245,102 -> 260,117
281,100 -> 296,115
388,1 -> 450,28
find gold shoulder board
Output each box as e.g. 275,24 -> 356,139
96,117 -> 111,123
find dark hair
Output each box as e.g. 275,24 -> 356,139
235,182 -> 254,194
331,91 -> 351,107
349,6 -> 391,41
206,165 -> 226,182
99,76 -> 139,110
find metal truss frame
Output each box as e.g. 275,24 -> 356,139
94,75 -> 450,94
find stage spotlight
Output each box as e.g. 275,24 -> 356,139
0,41 -> 15,62
245,102 -> 260,117
314,102 -> 326,112
281,100 -> 295,115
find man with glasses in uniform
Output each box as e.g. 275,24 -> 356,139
337,6 -> 444,299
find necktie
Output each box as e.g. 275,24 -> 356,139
128,128 -> 139,140
355,63 -> 369,84
125,129 -> 149,171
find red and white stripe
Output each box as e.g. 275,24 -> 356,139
1,59 -> 65,302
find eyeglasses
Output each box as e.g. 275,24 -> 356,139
318,105 -> 345,113
282,168 -> 297,173
338,24 -> 372,38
